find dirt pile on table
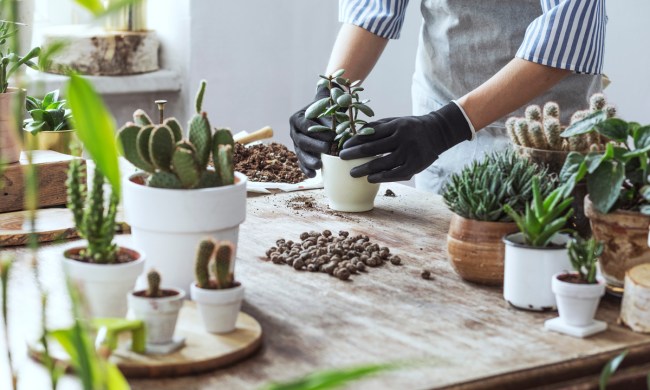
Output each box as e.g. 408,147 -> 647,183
234,142 -> 306,183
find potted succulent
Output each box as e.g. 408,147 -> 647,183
559,115 -> 650,290
190,239 -> 244,334
22,89 -> 80,156
502,177 -> 574,311
63,157 -> 145,318
305,69 -> 378,212
119,80 -> 247,292
128,269 -> 185,348
443,150 -> 555,285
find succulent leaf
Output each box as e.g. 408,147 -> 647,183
163,117 -> 183,142
136,125 -> 155,165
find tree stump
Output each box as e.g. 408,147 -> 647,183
620,263 -> 650,332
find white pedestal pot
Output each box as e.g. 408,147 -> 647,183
63,247 -> 145,318
191,283 -> 244,334
503,233 -> 571,311
123,172 -> 247,292
321,154 -> 380,212
128,288 -> 185,344
552,273 -> 605,327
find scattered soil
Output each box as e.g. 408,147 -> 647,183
285,195 -> 360,222
384,189 -> 396,197
133,289 -> 180,298
64,247 -> 139,264
263,230 -> 403,281
234,142 -> 306,183
421,269 -> 433,280
557,273 -> 593,284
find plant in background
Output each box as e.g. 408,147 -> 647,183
118,80 -> 235,189
567,237 -> 604,284
0,20 -> 40,93
443,150 -> 556,221
146,269 -> 162,297
305,69 -> 375,153
503,176 -> 574,247
23,89 -> 72,134
195,239 -> 236,289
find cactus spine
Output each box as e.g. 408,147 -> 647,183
214,242 -> 234,289
195,239 -> 216,289
147,269 -> 162,298
194,239 -> 236,290
543,117 -> 563,150
528,120 -> 547,149
505,117 -> 519,145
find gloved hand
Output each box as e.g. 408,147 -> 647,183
289,85 -> 335,178
339,102 -> 473,183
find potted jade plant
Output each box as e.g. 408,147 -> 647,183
128,269 -> 185,347
443,150 -> 555,285
119,80 -> 247,292
305,69 -> 378,212
502,177 -> 574,311
22,89 -> 80,156
190,239 -> 244,334
559,115 -> 650,291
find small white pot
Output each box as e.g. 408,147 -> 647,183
320,153 -> 380,212
128,287 -> 185,345
503,233 -> 572,311
190,283 -> 244,334
62,247 -> 145,318
123,172 -> 247,292
552,273 -> 605,327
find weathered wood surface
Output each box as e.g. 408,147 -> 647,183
3,184 -> 650,390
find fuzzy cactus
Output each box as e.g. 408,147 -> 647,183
604,104 -> 617,118
589,93 -> 607,112
570,109 -> 590,125
543,101 -> 560,119
543,117 -> 563,151
524,105 -> 542,121
515,118 -> 533,147
528,120 -> 548,150
194,239 -> 236,290
505,117 -> 519,145
213,242 -> 234,289
195,239 -> 216,289
117,80 -> 236,189
146,269 -> 162,298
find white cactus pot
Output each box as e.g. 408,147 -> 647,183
128,287 -> 185,345
123,172 -> 247,293
190,283 -> 244,334
552,273 -> 605,327
62,246 -> 145,318
503,233 -> 572,311
320,153 -> 380,212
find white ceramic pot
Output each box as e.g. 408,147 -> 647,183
123,172 -> 247,292
63,247 -> 145,318
128,287 -> 185,344
552,273 -> 605,327
503,233 -> 572,311
190,283 -> 244,334
320,153 -> 380,212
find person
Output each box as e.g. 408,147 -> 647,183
290,0 -> 605,193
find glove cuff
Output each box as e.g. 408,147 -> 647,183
435,102 -> 474,144
451,100 -> 476,141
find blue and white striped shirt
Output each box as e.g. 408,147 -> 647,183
339,0 -> 606,74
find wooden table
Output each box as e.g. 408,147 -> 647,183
3,184 -> 650,389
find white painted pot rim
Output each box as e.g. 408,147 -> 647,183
63,246 -> 144,282
552,272 -> 606,298
130,287 -> 186,302
191,283 -> 244,304
503,232 -> 572,250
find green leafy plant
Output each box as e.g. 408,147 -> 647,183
0,20 -> 40,93
117,80 -> 235,189
305,69 -> 375,153
23,89 -> 72,134
443,150 -> 555,222
503,176 -> 574,247
599,350 -> 628,390
567,237 -> 603,284
261,362 -> 400,390
195,239 -> 235,289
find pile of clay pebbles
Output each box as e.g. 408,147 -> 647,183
264,230 -> 402,280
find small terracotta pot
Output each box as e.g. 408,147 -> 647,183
585,196 -> 650,287
446,213 -> 517,285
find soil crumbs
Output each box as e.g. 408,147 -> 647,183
285,195 -> 358,222
234,142 -> 307,184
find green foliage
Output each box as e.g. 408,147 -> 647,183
503,176 -> 574,247
261,363 -> 398,390
73,0 -> 143,18
443,150 -> 555,222
146,269 -> 162,298
23,89 -> 73,134
195,239 -> 235,290
118,81 -> 235,189
567,237 -> 603,283
0,20 -> 40,93
305,69 -> 375,153
599,350 -> 628,390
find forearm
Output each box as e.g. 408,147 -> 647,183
457,58 -> 571,131
326,24 -> 388,83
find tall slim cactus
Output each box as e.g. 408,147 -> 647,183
146,269 -> 162,298
194,239 -> 235,290
213,242 -> 234,289
195,239 -> 216,289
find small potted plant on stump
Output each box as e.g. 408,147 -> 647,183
128,269 -> 185,352
545,237 -> 607,338
443,150 -> 555,285
502,177 -> 574,311
190,239 -> 244,334
22,89 -> 80,156
304,69 -> 378,212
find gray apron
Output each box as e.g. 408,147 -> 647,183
412,0 -> 602,194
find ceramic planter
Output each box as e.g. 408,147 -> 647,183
190,283 -> 244,334
585,196 -> 650,288
320,153 -> 379,212
23,129 -> 81,156
128,287 -> 185,345
123,172 -> 247,292
503,232 -> 571,311
62,246 -> 145,318
552,273 -> 605,327
0,88 -> 25,164
446,213 -> 517,285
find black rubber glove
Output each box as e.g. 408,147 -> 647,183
289,85 -> 335,178
339,102 -> 473,183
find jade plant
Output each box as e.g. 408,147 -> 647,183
305,69 -> 375,154
567,237 -> 604,284
118,80 -> 235,189
443,150 -> 556,222
146,269 -> 162,298
195,239 -> 235,289
503,176 -> 574,247
23,89 -> 72,134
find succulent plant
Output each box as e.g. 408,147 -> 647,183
146,269 -> 162,298
194,239 -> 235,290
568,237 -> 603,284
443,150 -> 556,222
117,81 -> 235,189
23,89 -> 72,134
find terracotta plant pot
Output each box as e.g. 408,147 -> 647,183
23,129 -> 81,156
585,196 -> 650,288
320,153 -> 380,212
0,88 -> 25,164
446,213 -> 517,285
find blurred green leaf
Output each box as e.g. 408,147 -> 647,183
595,118 -> 630,143
74,0 -> 143,17
599,350 -> 628,390
261,363 -> 398,390
307,125 -> 330,133
561,110 -> 607,137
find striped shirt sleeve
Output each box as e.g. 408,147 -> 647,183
339,0 -> 410,39
516,0 -> 607,74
